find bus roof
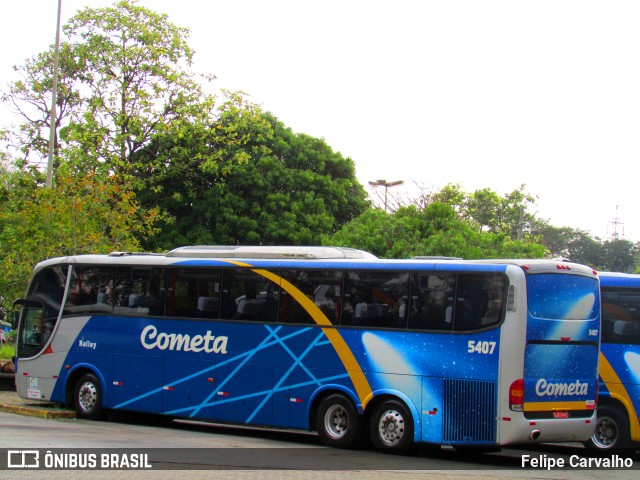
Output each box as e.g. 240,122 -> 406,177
165,245 -> 378,260
30,247 -> 598,278
599,271 -> 640,287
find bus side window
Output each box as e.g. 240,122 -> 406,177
64,266 -> 116,316
408,274 -> 455,331
221,269 -> 275,322
165,269 -> 218,319
281,269 -> 344,325
602,290 -> 640,344
454,276 -> 485,331
342,271 -> 409,328
114,267 -> 166,317
453,274 -> 507,331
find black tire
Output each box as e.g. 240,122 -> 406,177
73,373 -> 105,420
316,394 -> 362,449
369,399 -> 414,451
585,405 -> 630,450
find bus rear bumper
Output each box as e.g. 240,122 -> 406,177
499,414 -> 596,445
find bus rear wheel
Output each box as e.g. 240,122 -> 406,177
370,399 -> 414,451
586,405 -> 630,450
316,394 -> 362,449
73,373 -> 105,420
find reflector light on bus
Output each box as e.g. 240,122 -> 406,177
507,285 -> 516,312
509,379 -> 524,412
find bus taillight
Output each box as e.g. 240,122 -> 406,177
509,379 -> 524,412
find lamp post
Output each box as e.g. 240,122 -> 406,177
368,179 -> 404,212
46,0 -> 62,189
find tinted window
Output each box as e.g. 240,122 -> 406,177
453,273 -> 507,331
408,274 -> 455,331
342,271 -> 409,328
64,266 -> 116,315
27,265 -> 67,317
19,266 -> 68,357
165,269 -> 220,318
221,269 -> 278,322
114,267 -> 166,316
601,287 -> 640,345
279,269 -> 344,325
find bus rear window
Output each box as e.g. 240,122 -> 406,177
527,274 -> 599,320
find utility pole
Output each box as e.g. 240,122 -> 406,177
368,179 -> 404,212
608,205 -> 624,240
46,0 -> 62,189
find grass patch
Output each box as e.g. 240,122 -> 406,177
0,342 -> 15,359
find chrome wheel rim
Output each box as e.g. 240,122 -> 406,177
591,416 -> 618,448
324,404 -> 349,439
78,381 -> 98,413
377,409 -> 406,447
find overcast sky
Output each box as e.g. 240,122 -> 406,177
2,1 -> 639,242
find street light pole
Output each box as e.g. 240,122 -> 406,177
368,179 -> 404,212
46,0 -> 62,189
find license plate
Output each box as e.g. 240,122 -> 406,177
553,411 -> 569,419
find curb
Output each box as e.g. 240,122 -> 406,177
0,403 -> 76,419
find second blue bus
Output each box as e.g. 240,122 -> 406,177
589,271 -> 640,450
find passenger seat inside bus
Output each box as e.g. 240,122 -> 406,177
235,298 -> 264,320
197,296 -> 219,317
613,320 -> 639,341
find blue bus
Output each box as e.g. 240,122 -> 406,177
588,271 -> 640,450
12,246 -> 600,450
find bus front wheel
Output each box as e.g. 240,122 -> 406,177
73,373 -> 105,420
316,394 -> 362,449
586,405 -> 630,450
370,399 -> 414,451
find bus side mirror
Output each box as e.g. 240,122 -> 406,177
11,298 -> 25,329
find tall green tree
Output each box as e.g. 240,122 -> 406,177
0,163 -> 158,314
422,183 -> 538,239
326,203 -> 546,259
533,222 -> 640,272
600,239 -> 640,272
2,0 -> 213,177
135,110 -> 369,249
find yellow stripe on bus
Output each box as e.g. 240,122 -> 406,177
599,352 -> 640,442
226,261 -> 374,409
523,401 -> 594,412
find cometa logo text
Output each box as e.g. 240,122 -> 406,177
140,325 -> 228,354
535,378 -> 588,397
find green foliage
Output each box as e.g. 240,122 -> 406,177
535,222 -> 640,272
3,0 -> 213,176
426,183 -> 537,239
136,110 -> 369,249
326,203 -> 545,259
0,164 -> 159,313
1,0 -> 637,299
0,343 -> 15,360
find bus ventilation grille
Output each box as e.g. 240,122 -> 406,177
443,379 -> 497,444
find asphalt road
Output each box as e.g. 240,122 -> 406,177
0,408 -> 638,480
1,374 -> 638,479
